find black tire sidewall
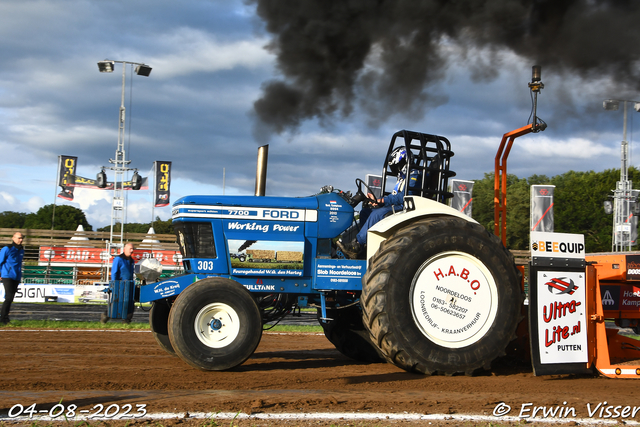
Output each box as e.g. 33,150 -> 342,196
149,300 -> 176,356
318,306 -> 385,363
168,278 -> 262,371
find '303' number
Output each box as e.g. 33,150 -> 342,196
197,261 -> 215,271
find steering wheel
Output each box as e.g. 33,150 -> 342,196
355,178 -> 384,208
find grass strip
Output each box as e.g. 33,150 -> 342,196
264,324 -> 323,333
0,320 -> 323,333
0,320 -> 149,330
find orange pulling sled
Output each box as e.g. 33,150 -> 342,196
585,254 -> 640,378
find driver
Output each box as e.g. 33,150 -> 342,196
338,147 -> 420,259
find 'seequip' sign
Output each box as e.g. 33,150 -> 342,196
530,232 -> 585,259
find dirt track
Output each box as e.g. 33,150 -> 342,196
1,329 -> 639,426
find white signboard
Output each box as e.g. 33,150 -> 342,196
0,284 -> 109,304
74,284 -> 109,304
536,270 -> 588,364
530,231 -> 585,259
0,284 -> 76,303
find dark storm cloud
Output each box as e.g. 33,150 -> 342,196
250,0 -> 640,135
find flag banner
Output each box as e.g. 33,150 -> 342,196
57,155 -> 77,201
66,175 -> 148,190
154,161 -> 171,207
531,185 -> 555,232
365,174 -> 383,199
449,179 -> 474,217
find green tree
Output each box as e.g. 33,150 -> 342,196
0,211 -> 27,228
551,169 -> 618,252
23,204 -> 93,231
471,173 -> 536,250
151,217 -> 173,234
468,172 -> 496,233
97,217 -> 173,234
98,223 -> 147,233
528,174 -> 551,186
505,176 -> 532,250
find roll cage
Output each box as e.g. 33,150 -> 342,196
381,130 -> 456,204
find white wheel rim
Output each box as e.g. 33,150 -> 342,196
410,251 -> 499,348
194,302 -> 241,348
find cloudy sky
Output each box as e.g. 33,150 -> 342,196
1,0 -> 640,229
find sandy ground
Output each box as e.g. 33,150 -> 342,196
0,329 -> 639,426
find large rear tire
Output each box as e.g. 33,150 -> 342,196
362,216 -> 522,375
318,305 -> 384,363
149,299 -> 175,356
168,277 -> 262,371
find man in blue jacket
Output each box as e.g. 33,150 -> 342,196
111,243 -> 135,281
0,232 -> 25,324
106,243 -> 136,323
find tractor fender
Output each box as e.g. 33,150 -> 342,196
366,196 -> 477,260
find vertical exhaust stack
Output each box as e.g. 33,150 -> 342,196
255,145 -> 268,196
528,65 -> 545,133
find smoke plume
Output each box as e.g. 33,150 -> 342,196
249,0 -> 640,135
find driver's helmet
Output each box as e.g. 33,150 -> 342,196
388,147 -> 407,175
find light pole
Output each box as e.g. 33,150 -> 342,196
98,59 -> 152,253
603,99 -> 640,252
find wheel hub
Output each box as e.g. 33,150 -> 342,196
209,317 -> 223,331
194,302 -> 241,348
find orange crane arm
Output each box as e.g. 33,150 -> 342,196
494,124 -> 535,247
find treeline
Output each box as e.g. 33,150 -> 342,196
96,218 -> 173,234
0,204 -> 172,235
0,205 -> 93,231
471,167 -> 635,252
0,167 -> 634,252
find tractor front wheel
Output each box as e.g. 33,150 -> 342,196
168,277 -> 262,371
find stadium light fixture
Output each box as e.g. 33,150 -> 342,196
97,59 -> 152,255
603,99 -> 620,111
135,64 -> 152,76
97,60 -> 115,73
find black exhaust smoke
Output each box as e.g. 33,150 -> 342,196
249,0 -> 640,136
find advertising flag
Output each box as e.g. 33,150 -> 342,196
57,155 -> 77,201
365,174 -> 383,199
449,179 -> 474,217
154,161 -> 171,207
531,185 -> 555,232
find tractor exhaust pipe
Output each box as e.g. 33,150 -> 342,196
255,144 -> 268,196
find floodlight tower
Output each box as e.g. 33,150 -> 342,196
98,59 -> 151,252
603,99 -> 640,252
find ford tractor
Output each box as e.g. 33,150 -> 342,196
118,129 -> 522,375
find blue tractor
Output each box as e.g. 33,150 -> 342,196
130,130 -> 522,375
